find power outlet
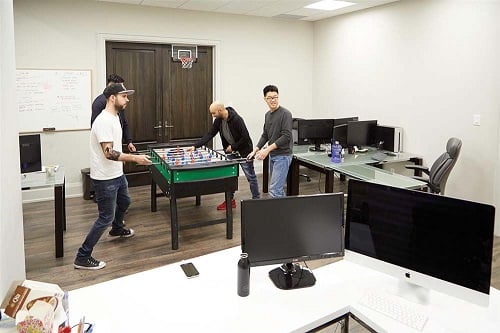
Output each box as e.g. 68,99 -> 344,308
473,114 -> 481,126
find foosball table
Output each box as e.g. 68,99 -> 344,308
149,144 -> 239,250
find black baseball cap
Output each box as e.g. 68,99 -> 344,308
103,83 -> 135,98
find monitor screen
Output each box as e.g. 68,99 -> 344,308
333,117 -> 359,127
346,120 -> 377,148
297,119 -> 334,151
345,179 -> 495,305
241,193 -> 345,289
19,134 -> 42,173
332,117 -> 359,147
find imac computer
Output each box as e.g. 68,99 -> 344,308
346,120 -> 377,149
332,117 -> 359,147
345,179 -> 495,306
19,134 -> 42,174
296,119 -> 334,152
241,193 -> 345,290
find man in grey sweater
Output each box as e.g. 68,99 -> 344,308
248,85 -> 293,197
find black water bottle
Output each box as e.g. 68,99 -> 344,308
237,253 -> 250,297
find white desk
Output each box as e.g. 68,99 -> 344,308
63,247 -> 500,333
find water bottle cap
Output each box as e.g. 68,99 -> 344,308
240,253 -> 248,258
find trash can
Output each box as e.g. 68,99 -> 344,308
81,168 -> 94,200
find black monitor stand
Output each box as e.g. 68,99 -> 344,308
269,263 -> 316,290
308,141 -> 325,152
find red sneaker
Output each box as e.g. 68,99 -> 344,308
217,199 -> 236,210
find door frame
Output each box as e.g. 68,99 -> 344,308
96,33 -> 221,149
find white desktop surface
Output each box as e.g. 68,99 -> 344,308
62,246 -> 500,333
21,166 -> 64,188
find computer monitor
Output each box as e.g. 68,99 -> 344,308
19,134 -> 42,173
346,120 -> 377,148
332,117 -> 359,147
241,193 -> 345,290
297,119 -> 334,152
333,117 -> 359,127
345,179 -> 495,306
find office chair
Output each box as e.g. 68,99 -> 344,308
405,137 -> 462,195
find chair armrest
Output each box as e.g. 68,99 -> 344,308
405,164 -> 430,175
411,176 -> 428,183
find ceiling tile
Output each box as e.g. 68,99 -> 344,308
180,0 -> 232,11
94,0 -> 401,21
97,0 -> 142,4
141,0 -> 187,8
214,0 -> 273,15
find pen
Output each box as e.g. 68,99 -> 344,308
77,316 -> 85,333
62,291 -> 69,326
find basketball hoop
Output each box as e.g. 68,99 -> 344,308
180,57 -> 194,69
172,45 -> 198,69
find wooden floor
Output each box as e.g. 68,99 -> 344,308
23,169 -> 500,294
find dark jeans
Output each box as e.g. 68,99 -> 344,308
76,175 -> 130,259
240,160 -> 260,199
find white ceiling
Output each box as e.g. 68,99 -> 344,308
96,0 -> 399,21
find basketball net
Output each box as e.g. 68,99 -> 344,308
180,57 -> 193,69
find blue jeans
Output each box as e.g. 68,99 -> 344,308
240,160 -> 260,199
269,154 -> 292,198
76,175 -> 130,259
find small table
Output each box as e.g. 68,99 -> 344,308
21,167 -> 66,258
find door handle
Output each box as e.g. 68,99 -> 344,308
164,121 -> 174,128
154,121 -> 162,129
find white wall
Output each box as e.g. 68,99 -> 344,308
313,0 -> 500,234
13,0 -> 314,200
1,0 -> 26,301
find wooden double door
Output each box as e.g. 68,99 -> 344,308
105,42 -> 213,182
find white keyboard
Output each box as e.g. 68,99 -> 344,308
358,290 -> 428,331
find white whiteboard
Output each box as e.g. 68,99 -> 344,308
17,69 -> 91,132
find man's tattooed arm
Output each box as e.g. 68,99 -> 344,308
99,141 -> 150,165
102,142 -> 121,161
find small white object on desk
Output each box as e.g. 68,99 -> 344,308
45,165 -> 56,177
354,146 -> 369,153
41,165 -> 60,178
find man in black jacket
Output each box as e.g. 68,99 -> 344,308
91,74 -> 136,152
188,101 -> 260,210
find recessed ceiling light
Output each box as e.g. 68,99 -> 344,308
305,0 -> 355,11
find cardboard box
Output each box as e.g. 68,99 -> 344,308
1,280 -> 66,333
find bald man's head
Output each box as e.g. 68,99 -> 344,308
209,101 -> 227,119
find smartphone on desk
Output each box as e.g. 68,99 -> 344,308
181,262 -> 199,278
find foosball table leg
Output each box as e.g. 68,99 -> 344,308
225,191 -> 233,239
170,196 -> 179,250
151,180 -> 157,212
195,195 -> 201,206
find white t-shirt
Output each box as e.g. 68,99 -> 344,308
90,110 -> 123,180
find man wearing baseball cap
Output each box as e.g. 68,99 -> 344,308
74,83 -> 151,270
91,74 -> 136,153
